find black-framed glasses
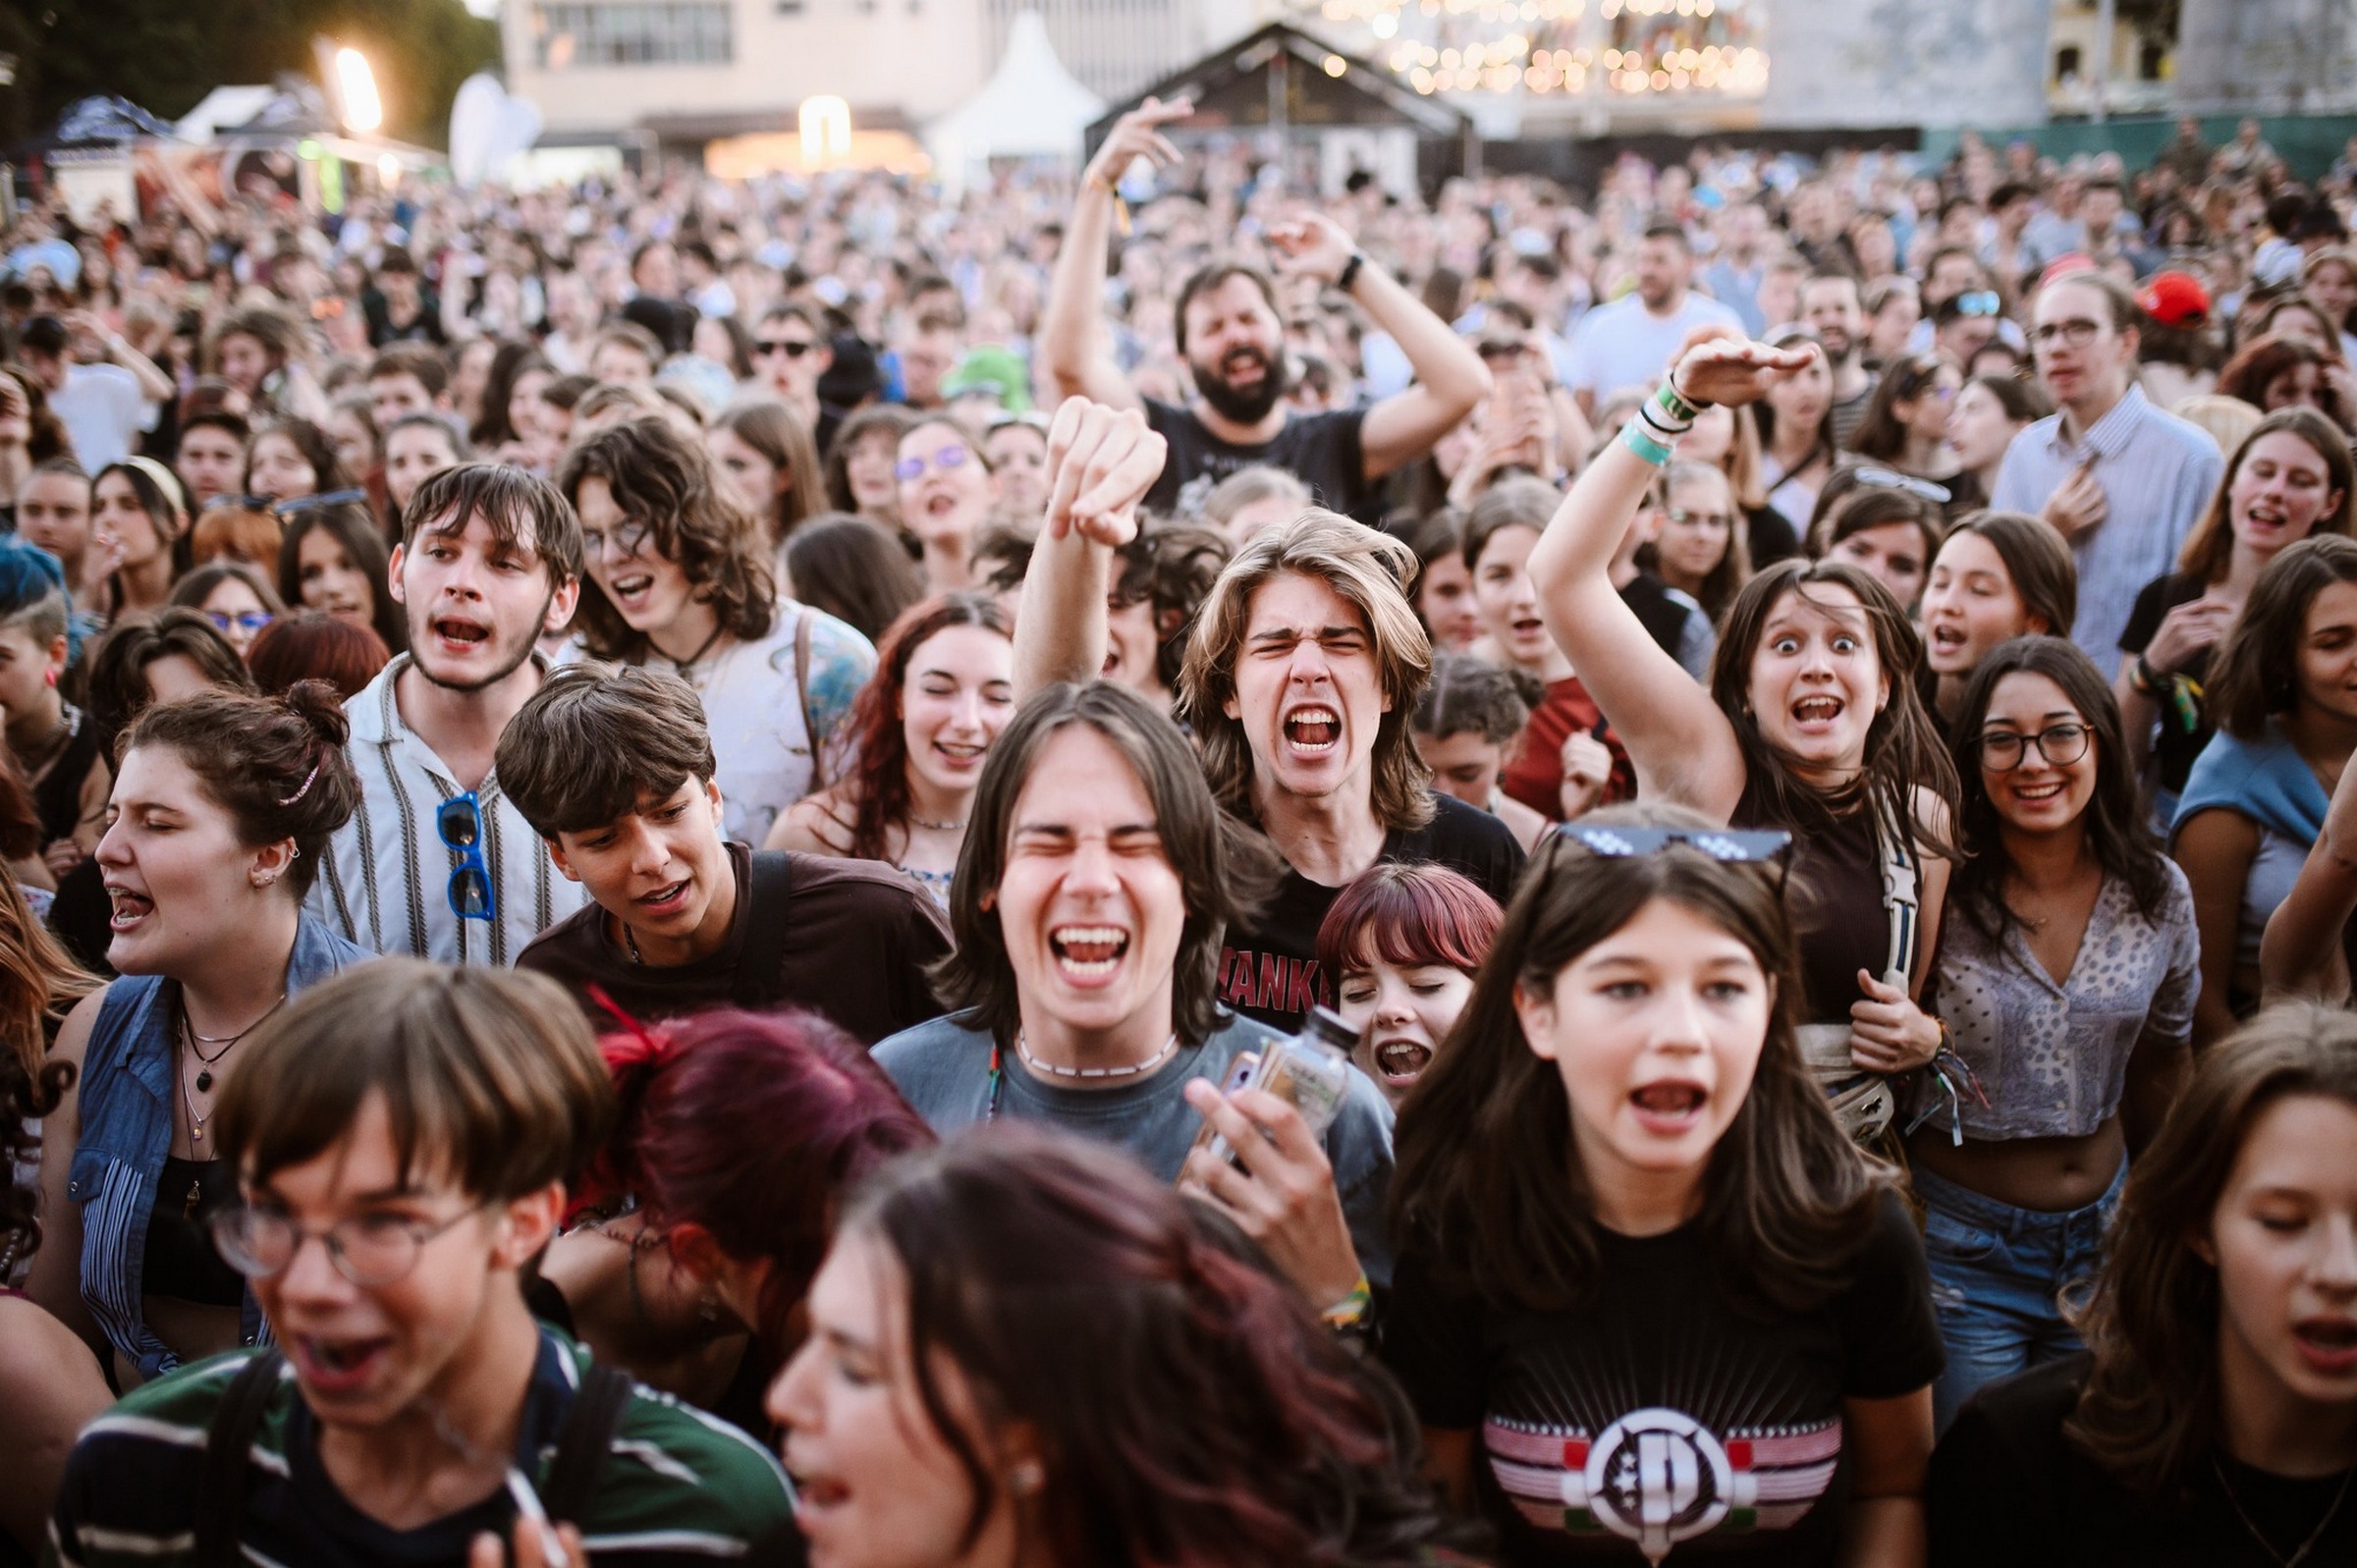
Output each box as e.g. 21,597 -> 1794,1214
206,610 -> 273,636
438,792 -> 496,922
1852,465 -> 1953,505
210,1201 -> 482,1288
1978,723 -> 2092,772
271,489 -> 369,519
1562,824 -> 1794,863
754,338 -> 816,358
2031,318 -> 2104,349
580,514 -> 654,563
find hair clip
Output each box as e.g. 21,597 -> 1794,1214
276,754 -> 323,807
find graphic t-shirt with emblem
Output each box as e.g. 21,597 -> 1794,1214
1382,1190 -> 1941,1564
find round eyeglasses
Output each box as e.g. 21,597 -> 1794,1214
209,1202 -> 482,1288
1977,722 -> 2091,772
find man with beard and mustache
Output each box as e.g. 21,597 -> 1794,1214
1563,220 -> 1744,416
1803,272 -> 1878,448
309,463 -> 590,966
1042,98 -> 1490,525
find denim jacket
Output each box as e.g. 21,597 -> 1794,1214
67,915 -> 371,1379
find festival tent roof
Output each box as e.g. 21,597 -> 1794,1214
928,11 -> 1106,167
13,94 -> 182,156
1084,21 -> 1469,159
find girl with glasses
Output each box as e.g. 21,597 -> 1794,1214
1929,1003 -> 2357,1567
895,415 -> 994,593
167,561 -> 283,662
25,683 -> 367,1389
1920,635 -> 2198,1430
2173,535 -> 2357,1048
1385,804 -> 1943,1563
558,417 -> 877,849
1637,460 -> 1752,622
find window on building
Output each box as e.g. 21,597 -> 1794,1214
534,2 -> 735,68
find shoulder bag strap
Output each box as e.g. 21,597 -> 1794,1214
793,610 -> 826,791
1872,785 -> 1923,989
540,1360 -> 634,1529
195,1348 -> 285,1568
734,851 -> 797,1012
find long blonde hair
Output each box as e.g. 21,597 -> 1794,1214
0,876 -> 99,1077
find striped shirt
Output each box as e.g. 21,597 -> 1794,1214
1989,383 -> 2224,668
46,1329 -> 797,1568
306,655 -> 587,967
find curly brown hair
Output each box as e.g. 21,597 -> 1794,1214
555,415 -> 777,661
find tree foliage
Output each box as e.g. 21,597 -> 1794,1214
1,0 -> 501,148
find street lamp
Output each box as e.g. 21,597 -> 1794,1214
336,47 -> 383,135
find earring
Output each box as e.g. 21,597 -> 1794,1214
1007,1461 -> 1045,1497
43,668 -> 55,688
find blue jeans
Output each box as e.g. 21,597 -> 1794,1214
1916,1159 -> 2125,1433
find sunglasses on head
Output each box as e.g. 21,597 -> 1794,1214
270,489 -> 369,519
1851,465 -> 1952,505
1561,824 -> 1794,864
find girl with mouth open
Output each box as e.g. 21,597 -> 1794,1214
27,684 -> 370,1391
2118,408 -> 2355,807
1525,329 -> 1960,1141
771,593 -> 1015,909
1318,860 -> 1501,1106
895,416 -> 995,594
1917,510 -> 2078,732
1384,804 -> 1942,1565
1930,1003 -> 2357,1567
1918,635 -> 2200,1432
279,500 -> 411,656
769,1131 -> 1458,1568
559,416 -> 877,848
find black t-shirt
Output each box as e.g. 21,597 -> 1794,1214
1143,396 -> 1374,522
1383,1190 -> 1943,1565
1929,1353 -> 2357,1567
1745,505 -> 1802,568
1218,791 -> 1522,1034
2117,570 -> 2213,796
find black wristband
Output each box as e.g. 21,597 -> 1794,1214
1337,251 -> 1366,293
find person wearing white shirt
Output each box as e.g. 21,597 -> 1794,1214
1563,221 -> 1744,415
18,313 -> 168,472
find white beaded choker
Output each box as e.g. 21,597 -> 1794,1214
1014,1031 -> 1178,1081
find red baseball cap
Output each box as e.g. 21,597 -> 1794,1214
2136,270 -> 2212,329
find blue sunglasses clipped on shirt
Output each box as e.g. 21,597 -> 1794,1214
437,792 -> 496,922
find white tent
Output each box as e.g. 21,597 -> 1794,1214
926,11 -> 1104,185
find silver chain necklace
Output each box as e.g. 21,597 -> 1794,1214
2213,1456 -> 2356,1568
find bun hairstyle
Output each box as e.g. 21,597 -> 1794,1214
120,680 -> 358,896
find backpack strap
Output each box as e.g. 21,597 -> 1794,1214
793,610 -> 827,792
540,1360 -> 634,1529
734,851 -> 798,1012
194,1348 -> 285,1568
1871,784 -> 1923,990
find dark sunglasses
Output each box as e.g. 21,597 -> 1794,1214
754,338 -> 817,358
1561,824 -> 1794,864
437,792 -> 495,922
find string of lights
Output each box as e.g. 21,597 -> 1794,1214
1306,0 -> 1768,98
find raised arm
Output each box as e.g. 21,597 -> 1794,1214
1266,214 -> 1492,480
1013,397 -> 1168,698
1524,333 -> 1814,818
1040,99 -> 1191,411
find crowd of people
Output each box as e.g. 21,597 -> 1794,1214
0,103 -> 2354,1566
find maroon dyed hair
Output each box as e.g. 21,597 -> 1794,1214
580,1007 -> 933,1345
846,1128 -> 1457,1566
1314,861 -> 1504,985
246,610 -> 391,700
839,591 -> 1011,860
